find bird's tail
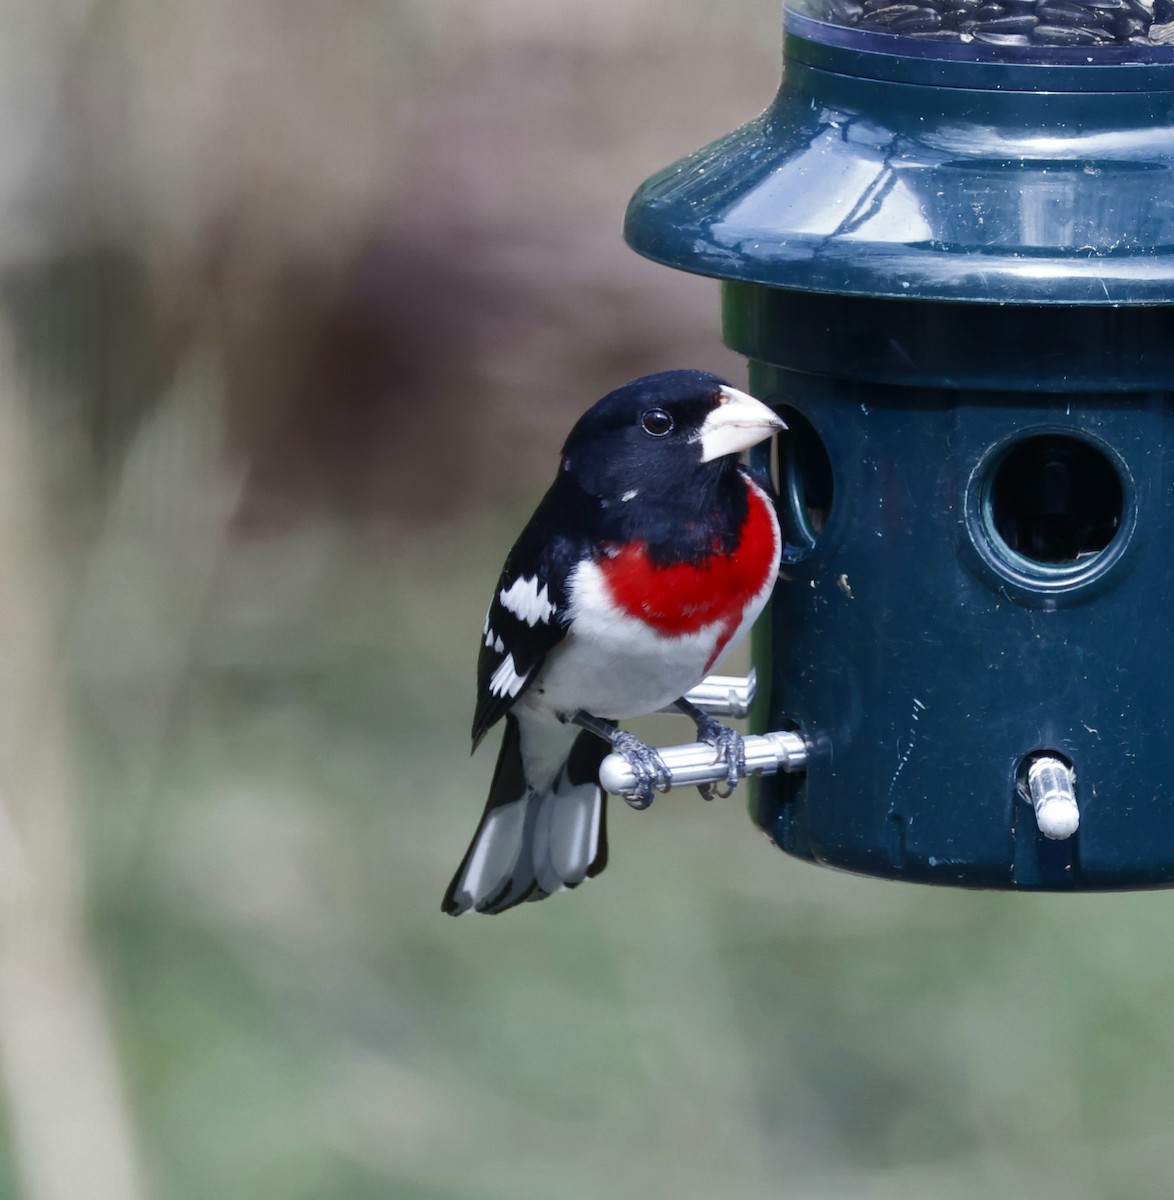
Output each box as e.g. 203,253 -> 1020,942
442,715 -> 609,916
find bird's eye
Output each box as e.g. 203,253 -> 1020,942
641,408 -> 674,437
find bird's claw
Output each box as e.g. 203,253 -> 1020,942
696,719 -> 746,801
610,730 -> 672,810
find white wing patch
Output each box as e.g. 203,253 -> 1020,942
489,653 -> 528,698
499,575 -> 556,626
483,626 -> 505,654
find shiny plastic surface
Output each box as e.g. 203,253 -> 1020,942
737,287 -> 1174,889
623,37 -> 1174,303
626,12 -> 1174,888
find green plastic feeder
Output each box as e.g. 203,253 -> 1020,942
624,2 -> 1174,889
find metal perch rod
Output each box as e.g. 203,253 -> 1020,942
599,729 -> 808,798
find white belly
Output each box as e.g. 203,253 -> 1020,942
518,549 -> 775,722
526,616 -> 721,720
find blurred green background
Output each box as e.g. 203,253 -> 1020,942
1,2 -> 1173,1198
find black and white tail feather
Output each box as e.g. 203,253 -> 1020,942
442,715 -> 609,915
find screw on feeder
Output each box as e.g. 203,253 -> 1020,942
1023,754 -> 1080,841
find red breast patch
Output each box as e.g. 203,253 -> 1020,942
598,482 -> 778,653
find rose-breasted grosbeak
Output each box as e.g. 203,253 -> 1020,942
442,370 -> 784,916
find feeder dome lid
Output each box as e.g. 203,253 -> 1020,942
624,6 -> 1174,305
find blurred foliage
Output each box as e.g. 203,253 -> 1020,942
0,1 -> 1169,1199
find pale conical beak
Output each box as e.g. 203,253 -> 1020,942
696,386 -> 786,463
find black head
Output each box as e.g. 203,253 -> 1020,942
559,370 -> 783,503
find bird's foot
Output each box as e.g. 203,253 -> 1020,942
695,717 -> 746,801
609,730 -> 672,811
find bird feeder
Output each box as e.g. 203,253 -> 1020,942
620,2 -> 1174,889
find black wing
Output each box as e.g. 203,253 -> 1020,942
472,479 -> 592,748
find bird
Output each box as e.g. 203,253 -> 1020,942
442,370 -> 785,916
